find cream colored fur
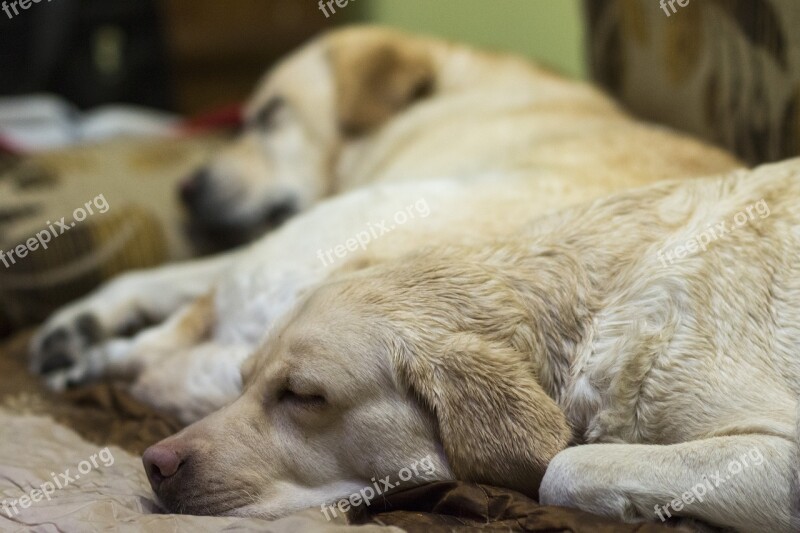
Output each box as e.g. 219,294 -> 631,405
25,25 -> 779,530
142,160 -> 799,531
179,26 -> 737,232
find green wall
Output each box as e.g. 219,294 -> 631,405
353,0 -> 587,79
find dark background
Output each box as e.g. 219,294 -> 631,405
0,0 -> 342,114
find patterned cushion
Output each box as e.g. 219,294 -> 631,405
0,202 -> 167,329
0,134 -> 224,335
585,0 -> 800,165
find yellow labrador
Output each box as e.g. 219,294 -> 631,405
30,26 -> 740,420
143,160 -> 799,531
177,25 -> 737,241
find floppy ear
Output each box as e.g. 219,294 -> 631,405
329,31 -> 435,136
394,332 -> 571,496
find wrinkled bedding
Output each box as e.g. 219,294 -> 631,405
0,333 -> 679,532
0,409 -> 397,532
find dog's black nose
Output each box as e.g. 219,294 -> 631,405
179,169 -> 210,207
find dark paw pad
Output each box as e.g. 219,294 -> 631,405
40,351 -> 74,374
75,313 -> 103,344
65,375 -> 86,389
38,327 -> 75,374
40,327 -> 69,354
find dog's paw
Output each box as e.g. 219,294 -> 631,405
539,448 -> 644,523
29,277 -> 155,386
40,344 -> 99,391
30,312 -> 105,383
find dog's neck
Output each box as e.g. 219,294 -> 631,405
496,189 -> 682,435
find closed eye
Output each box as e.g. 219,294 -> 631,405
278,388 -> 327,408
249,97 -> 285,131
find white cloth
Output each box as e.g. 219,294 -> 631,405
0,95 -> 179,151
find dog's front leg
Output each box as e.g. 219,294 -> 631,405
539,435 -> 795,532
29,251 -> 240,387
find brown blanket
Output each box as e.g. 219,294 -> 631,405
357,482 -> 680,532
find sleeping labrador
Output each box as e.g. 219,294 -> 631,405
28,26 -> 740,420
142,159 -> 799,531
177,25 -> 737,242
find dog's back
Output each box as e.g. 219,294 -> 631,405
533,160 -> 800,445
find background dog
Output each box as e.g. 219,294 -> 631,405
178,26 -> 738,243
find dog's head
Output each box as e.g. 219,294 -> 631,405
180,26 -> 437,244
142,251 -> 572,518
